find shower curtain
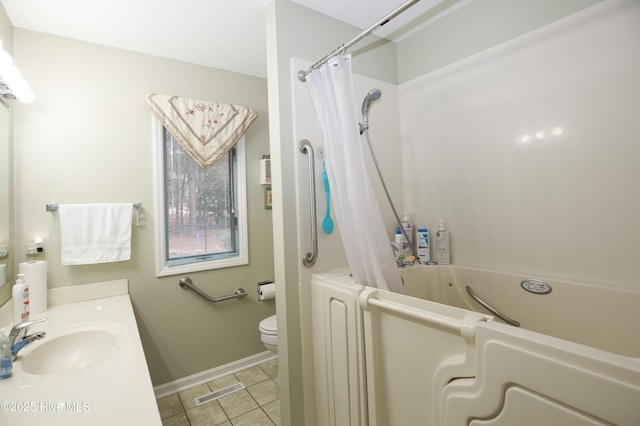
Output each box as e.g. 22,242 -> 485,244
307,54 -> 403,293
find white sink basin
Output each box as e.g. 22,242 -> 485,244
21,329 -> 117,375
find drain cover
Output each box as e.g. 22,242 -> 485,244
520,279 -> 552,294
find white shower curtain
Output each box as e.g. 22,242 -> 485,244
307,54 -> 403,293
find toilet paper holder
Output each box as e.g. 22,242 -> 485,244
257,280 -> 275,301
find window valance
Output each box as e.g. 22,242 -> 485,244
141,93 -> 257,169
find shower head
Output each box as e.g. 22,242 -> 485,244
359,88 -> 382,134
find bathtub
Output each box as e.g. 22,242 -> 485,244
308,266 -> 640,426
400,264 -> 640,358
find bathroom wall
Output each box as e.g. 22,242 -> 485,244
396,0 -> 602,83
11,29 -> 275,386
398,0 -> 640,288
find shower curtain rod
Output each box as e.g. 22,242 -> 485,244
297,0 -> 421,82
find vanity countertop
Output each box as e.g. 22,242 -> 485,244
0,280 -> 161,425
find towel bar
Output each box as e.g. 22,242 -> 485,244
46,202 -> 142,212
179,277 -> 247,303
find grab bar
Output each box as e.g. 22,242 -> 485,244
465,285 -> 520,327
299,139 -> 318,267
359,287 -> 488,341
179,277 -> 247,302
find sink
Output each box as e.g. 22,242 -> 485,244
20,330 -> 117,375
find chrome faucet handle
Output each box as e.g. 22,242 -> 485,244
9,318 -> 47,359
11,317 -> 47,331
9,318 -> 47,342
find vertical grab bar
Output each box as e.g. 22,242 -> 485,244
299,139 -> 318,267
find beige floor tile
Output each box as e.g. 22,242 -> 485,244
234,365 -> 270,386
207,373 -> 241,391
230,408 -> 275,426
179,383 -> 212,411
186,400 -> 229,426
218,389 -> 259,419
259,359 -> 278,379
157,393 -> 185,419
262,400 -> 281,426
162,411 -> 190,426
247,379 -> 279,406
157,362 -> 281,426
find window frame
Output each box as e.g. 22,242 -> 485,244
152,118 -> 249,277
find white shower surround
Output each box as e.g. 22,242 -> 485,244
398,0 -> 640,288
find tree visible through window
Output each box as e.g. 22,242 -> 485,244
163,127 -> 238,265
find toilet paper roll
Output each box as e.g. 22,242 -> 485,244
258,283 -> 276,301
19,261 -> 48,315
0,264 -> 6,286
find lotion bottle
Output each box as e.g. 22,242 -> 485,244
417,228 -> 430,263
435,220 -> 451,265
12,274 -> 29,325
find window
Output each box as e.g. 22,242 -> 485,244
153,119 -> 248,276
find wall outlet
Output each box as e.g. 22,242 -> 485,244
25,241 -> 44,255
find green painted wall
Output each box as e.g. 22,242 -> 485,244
11,29 -> 275,386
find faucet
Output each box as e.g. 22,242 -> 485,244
9,318 -> 47,360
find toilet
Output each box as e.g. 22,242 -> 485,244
259,315 -> 278,353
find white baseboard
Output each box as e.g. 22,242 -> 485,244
154,351 -> 278,399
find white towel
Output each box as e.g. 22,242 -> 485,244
59,203 -> 133,265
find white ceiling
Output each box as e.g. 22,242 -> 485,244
0,0 -> 466,78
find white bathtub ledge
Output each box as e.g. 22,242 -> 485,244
0,280 -> 162,426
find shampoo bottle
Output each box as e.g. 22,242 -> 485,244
12,274 -> 29,325
401,212 -> 415,257
417,228 -> 430,263
435,220 -> 451,265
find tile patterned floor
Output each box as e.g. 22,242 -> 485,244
157,358 -> 280,426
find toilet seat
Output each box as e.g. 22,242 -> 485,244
259,315 -> 277,335
259,315 -> 278,353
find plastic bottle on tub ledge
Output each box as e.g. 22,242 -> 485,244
436,219 -> 451,265
401,212 -> 415,257
394,225 -> 405,260
416,227 -> 430,263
